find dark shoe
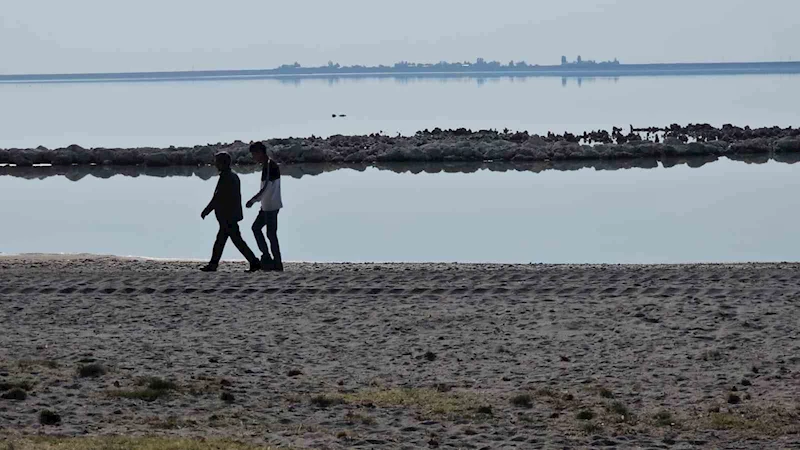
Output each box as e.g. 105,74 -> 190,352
260,255 -> 273,267
200,264 -> 218,272
261,261 -> 284,272
246,262 -> 261,273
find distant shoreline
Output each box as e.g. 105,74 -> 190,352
2,60 -> 800,84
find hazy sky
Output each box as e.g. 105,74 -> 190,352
2,0 -> 798,74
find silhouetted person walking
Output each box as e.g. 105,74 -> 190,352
200,152 -> 261,272
246,142 -> 283,271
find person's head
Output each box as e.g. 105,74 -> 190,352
214,152 -> 232,171
249,141 -> 268,164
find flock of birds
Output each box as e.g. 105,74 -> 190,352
319,120 -> 796,146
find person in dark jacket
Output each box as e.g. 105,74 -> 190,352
200,152 -> 261,272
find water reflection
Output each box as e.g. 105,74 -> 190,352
2,72 -> 628,87
1,154 -> 797,182
4,156 -> 800,263
3,74 -> 799,150
561,77 -> 621,87
4,69 -> 799,87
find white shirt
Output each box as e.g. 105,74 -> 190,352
260,159 -> 283,211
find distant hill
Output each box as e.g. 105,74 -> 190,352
2,58 -> 800,83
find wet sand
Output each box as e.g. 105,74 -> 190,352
1,255 -> 799,449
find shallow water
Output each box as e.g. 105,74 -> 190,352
1,74 -> 799,149
2,158 -> 800,263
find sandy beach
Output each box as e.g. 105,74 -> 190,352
1,255 -> 799,449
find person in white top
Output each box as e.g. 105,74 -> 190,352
245,142 -> 283,271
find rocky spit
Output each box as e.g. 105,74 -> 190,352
2,124 -> 799,168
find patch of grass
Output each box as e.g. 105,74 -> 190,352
608,401 -> 634,422
138,377 -> 178,391
529,389 -> 574,414
17,359 -> 59,370
598,387 -> 614,399
434,383 -> 452,393
336,430 -> 355,441
582,422 -> 603,434
708,412 -> 752,430
0,380 -> 35,392
535,387 -> 557,398
271,423 -> 328,436
310,394 -> 344,408
701,407 -> 800,437
701,349 -> 723,361
77,363 -> 106,378
39,410 -> 61,426
0,436 -> 289,449
345,410 -> 376,425
654,410 -> 674,427
108,376 -> 180,402
110,389 -> 171,402
342,388 -> 484,417
185,377 -> 225,396
146,416 -> 179,430
533,388 -> 575,410
476,405 -> 493,415
144,415 -> 199,430
283,393 -> 303,404
576,410 -> 595,421
1,388 -> 27,400
510,393 -> 533,408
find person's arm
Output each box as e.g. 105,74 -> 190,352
247,161 -> 280,208
202,175 -> 228,218
246,182 -> 268,208
247,164 -> 270,207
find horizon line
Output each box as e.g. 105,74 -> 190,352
2,58 -> 800,80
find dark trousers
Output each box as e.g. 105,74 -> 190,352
252,210 -> 282,264
210,221 -> 259,266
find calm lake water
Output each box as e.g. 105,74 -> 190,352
2,158 -> 800,263
2,75 -> 798,262
1,74 -> 799,149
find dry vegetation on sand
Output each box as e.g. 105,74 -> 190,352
2,256 -> 800,448
1,437 -> 289,450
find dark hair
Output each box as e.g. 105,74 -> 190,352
214,151 -> 232,167
249,142 -> 267,154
